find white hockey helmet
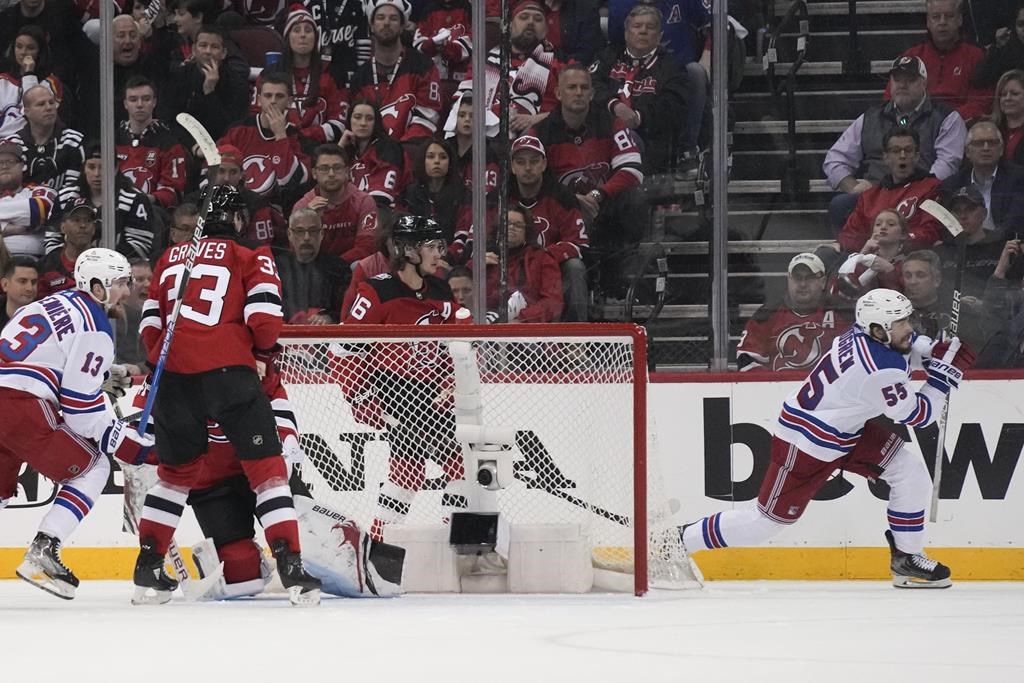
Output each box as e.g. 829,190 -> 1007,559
75,247 -> 131,308
855,288 -> 914,344
363,0 -> 411,22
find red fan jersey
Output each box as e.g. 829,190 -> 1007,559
141,236 -> 284,374
348,48 -> 443,141
530,106 -> 643,198
413,0 -> 473,80
218,116 -> 311,199
838,173 -> 944,253
350,136 -> 407,206
511,181 -> 589,263
115,121 -> 189,208
736,303 -> 848,372
293,183 -> 379,263
344,272 -> 458,382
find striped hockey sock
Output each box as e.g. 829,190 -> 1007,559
887,508 -> 926,554
138,482 -> 189,555
241,457 -> 299,553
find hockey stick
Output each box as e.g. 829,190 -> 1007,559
137,113 -> 222,435
919,198 -> 965,523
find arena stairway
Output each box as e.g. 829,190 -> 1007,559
601,0 -> 929,370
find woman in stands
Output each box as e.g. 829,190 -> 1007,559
0,25 -> 64,138
340,98 -> 408,209
993,69 -> 1024,165
832,208 -> 908,302
398,139 -> 470,266
253,4 -> 346,154
482,205 -> 564,323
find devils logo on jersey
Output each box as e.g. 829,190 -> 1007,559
895,195 -> 921,220
774,322 -> 828,371
378,93 -> 416,137
243,155 -> 281,196
121,166 -> 155,194
559,162 -> 611,194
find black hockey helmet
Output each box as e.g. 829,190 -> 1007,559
392,214 -> 444,244
202,184 -> 247,235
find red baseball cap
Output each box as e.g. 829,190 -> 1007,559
217,144 -> 243,167
510,135 -> 546,158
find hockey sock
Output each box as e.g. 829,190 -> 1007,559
139,481 -> 189,555
880,445 -> 932,555
681,509 -> 785,552
38,456 -> 110,542
241,457 -> 300,553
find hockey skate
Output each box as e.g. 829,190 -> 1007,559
885,530 -> 952,589
271,540 -> 322,606
132,541 -> 180,605
16,532 -> 79,600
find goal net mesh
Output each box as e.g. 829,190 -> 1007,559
278,327 -> 687,591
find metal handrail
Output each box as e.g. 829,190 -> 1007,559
764,0 -> 811,200
624,242 -> 668,325
844,0 -> 870,74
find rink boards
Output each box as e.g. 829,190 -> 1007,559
2,372 -> 1022,581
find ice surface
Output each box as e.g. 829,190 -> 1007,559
1,580 -> 1022,683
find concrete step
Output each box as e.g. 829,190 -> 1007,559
769,29 -> 923,64
732,89 -> 883,122
774,1 -> 924,16
744,59 -> 894,78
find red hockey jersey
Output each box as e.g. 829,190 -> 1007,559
348,48 -> 443,142
838,173 -> 944,253
737,303 -> 849,372
218,116 -> 311,199
115,120 -> 189,208
141,236 -> 284,374
511,181 -> 589,263
350,136 -> 407,206
413,0 -> 473,80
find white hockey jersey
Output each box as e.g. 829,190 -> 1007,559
0,289 -> 117,442
775,326 -> 944,462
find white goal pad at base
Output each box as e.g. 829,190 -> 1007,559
279,323 -> 689,595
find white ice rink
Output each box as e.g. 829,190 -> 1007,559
2,580 -> 1022,682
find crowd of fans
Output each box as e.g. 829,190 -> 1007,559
3,0 -> 1024,369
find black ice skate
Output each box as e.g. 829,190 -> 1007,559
885,530 -> 952,589
271,539 -> 322,606
132,540 -> 179,605
16,532 -> 79,600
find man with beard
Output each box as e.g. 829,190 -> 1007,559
737,253 -> 848,372
347,0 -> 442,143
272,207 -> 349,324
457,0 -> 563,135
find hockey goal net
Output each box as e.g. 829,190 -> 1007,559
278,323 -> 686,595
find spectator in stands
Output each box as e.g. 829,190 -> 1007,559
837,128 -> 943,253
348,0 -> 442,144
486,0 -> 605,64
0,254 -> 38,328
0,0 -> 89,88
413,0 -> 473,83
447,264 -> 473,308
972,2 -> 1024,88
506,135 -> 588,321
483,204 -> 563,323
834,208 -> 909,302
54,143 -> 154,259
36,197 -> 96,297
8,84 -> 84,200
460,0 -> 562,135
991,69 -> 1024,165
163,24 -> 250,140
0,141 -> 56,258
304,0 -> 370,87
823,56 -> 966,231
113,258 -> 151,373
340,98 -> 407,207
885,0 -> 992,122
589,2 -> 687,174
293,143 -> 378,266
398,139 -> 469,264
341,211 -> 393,315
445,93 -> 499,195
607,0 -> 710,173
736,253 -> 847,372
272,206 -> 350,324
939,119 -> 1024,233
219,71 -> 311,208
976,236 -> 1024,367
903,249 -> 948,337
254,4 -> 346,154
934,186 -> 1007,350
0,25 -> 65,138
116,76 -> 189,210
168,0 -> 249,84
167,202 -> 198,247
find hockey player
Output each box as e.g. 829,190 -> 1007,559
0,247 -> 154,599
340,215 -> 465,540
678,289 -> 975,588
136,184 -> 321,605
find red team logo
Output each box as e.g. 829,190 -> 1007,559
243,155 -> 278,195
895,195 -> 921,220
378,93 -> 416,136
559,162 -> 611,194
773,323 -> 828,371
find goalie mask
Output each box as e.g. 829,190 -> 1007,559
74,247 -> 132,310
202,184 -> 248,237
855,288 -> 914,345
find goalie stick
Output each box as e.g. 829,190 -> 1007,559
919,199 -> 966,523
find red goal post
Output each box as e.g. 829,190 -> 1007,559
278,323 -> 685,595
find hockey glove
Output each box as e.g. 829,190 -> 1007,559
101,419 -> 157,466
507,291 -> 528,322
926,337 -> 975,392
101,364 -> 132,399
254,344 -> 284,379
